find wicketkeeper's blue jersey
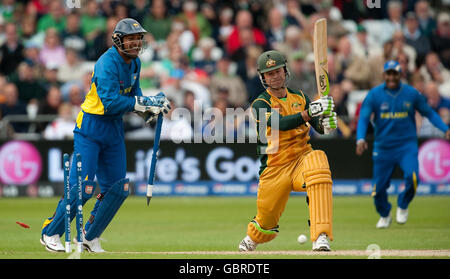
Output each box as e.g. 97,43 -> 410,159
74,46 -> 142,142
356,82 -> 449,150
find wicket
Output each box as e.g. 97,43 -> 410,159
63,153 -> 83,253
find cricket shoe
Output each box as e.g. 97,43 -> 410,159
396,208 -> 408,224
40,234 -> 65,252
239,235 -> 258,252
74,230 -> 106,253
312,233 -> 331,251
376,213 -> 392,229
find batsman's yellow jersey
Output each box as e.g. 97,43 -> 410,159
251,87 -> 321,175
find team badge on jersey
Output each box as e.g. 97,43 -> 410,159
380,102 -> 389,111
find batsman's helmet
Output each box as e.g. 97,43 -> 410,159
112,18 -> 147,57
257,50 -> 290,88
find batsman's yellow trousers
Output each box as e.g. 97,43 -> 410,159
249,150 -> 333,243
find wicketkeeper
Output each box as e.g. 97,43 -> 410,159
239,50 -> 338,252
41,18 -> 170,252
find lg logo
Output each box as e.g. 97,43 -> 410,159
66,0 -> 81,9
366,0 -> 381,9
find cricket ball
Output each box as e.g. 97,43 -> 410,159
297,234 -> 307,244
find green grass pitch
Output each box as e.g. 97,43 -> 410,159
1,196 -> 449,259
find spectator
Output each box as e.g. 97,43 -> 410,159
396,51 -> 412,83
176,0 -> 212,42
350,24 -> 382,59
113,1 -> 129,20
265,7 -> 285,49
67,83 -> 83,118
431,12 -> 450,69
20,16 -> 40,47
284,0 -> 308,28
335,36 -> 371,89
210,56 -> 247,108
36,85 -> 62,132
87,16 -> 117,61
0,83 -> 28,133
418,81 -> 450,137
192,37 -> 222,76
23,42 -> 41,67
12,62 -> 46,104
40,63 -> 61,92
410,72 -> 426,93
236,45 -> 265,104
43,102 -> 76,140
379,0 -> 404,44
274,25 -> 311,60
39,28 -> 66,68
230,27 -> 258,62
414,0 -> 436,38
419,52 -> 450,86
369,40 -> 395,88
57,48 -> 85,83
81,0 -> 106,46
165,18 -> 195,55
38,85 -> 62,115
287,50 -> 316,99
37,0 -> 66,33
0,23 -> 25,76
391,30 -> 417,73
214,7 -> 234,49
403,12 -> 431,66
226,10 -> 266,56
60,12 -> 86,58
0,0 -> 16,23
200,2 -> 219,33
129,0 -> 149,24
143,0 -> 172,42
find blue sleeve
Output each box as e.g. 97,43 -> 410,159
132,58 -> 143,97
356,90 -> 374,141
94,58 -> 135,115
415,91 -> 449,132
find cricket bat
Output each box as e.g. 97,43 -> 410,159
313,18 -> 331,134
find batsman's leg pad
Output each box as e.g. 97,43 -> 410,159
303,150 -> 333,242
246,220 -> 278,244
42,180 -> 97,236
84,178 -> 129,241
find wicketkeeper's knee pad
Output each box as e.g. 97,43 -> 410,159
84,178 -> 129,241
246,220 -> 278,244
302,150 -> 333,242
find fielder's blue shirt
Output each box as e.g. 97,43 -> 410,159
357,82 -> 449,150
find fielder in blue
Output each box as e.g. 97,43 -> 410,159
356,61 -> 450,229
40,18 -> 170,252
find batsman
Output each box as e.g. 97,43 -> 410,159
40,18 -> 170,252
239,50 -> 338,252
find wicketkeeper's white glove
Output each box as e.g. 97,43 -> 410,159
308,96 -> 334,118
320,111 -> 338,130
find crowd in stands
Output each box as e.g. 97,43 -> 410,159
0,0 -> 449,141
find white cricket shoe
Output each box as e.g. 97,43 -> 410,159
74,231 -> 106,253
376,213 -> 392,229
40,234 -> 65,252
396,208 -> 409,224
312,233 -> 331,251
239,235 -> 258,252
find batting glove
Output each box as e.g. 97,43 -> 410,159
308,96 -> 334,118
320,111 -> 338,130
